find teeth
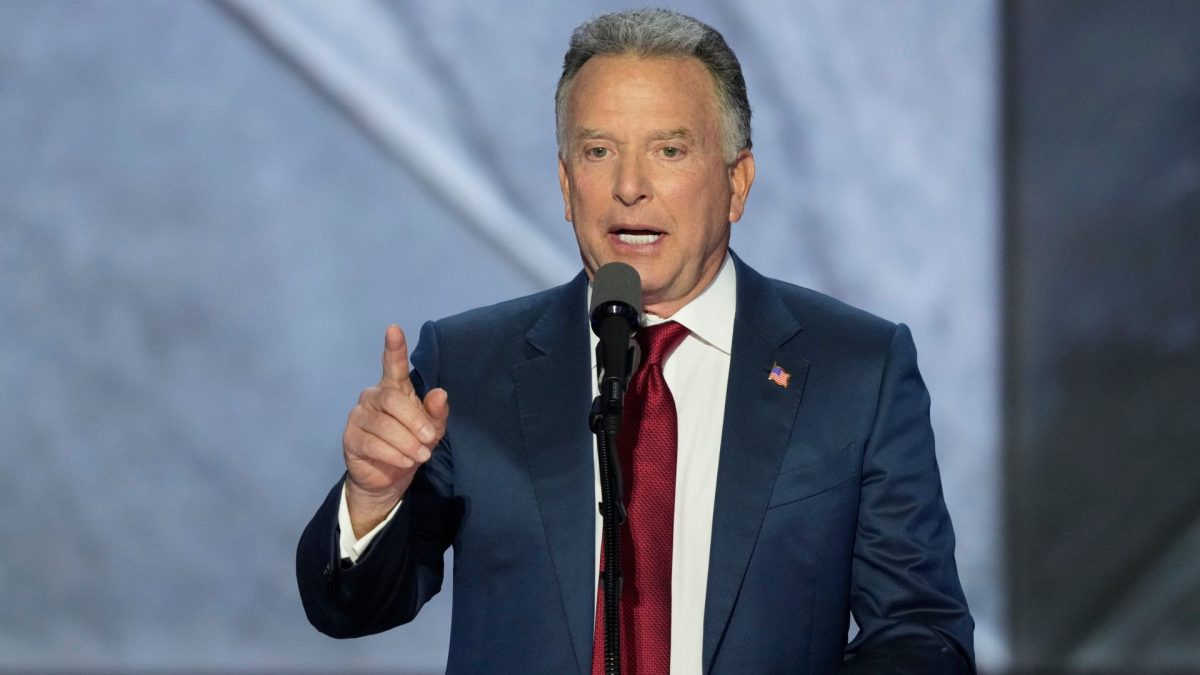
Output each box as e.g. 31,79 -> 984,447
617,232 -> 661,245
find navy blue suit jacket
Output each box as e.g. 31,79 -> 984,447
298,254 -> 974,673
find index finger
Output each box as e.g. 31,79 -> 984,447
380,324 -> 414,391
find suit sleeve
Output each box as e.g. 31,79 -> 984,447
841,323 -> 976,674
295,320 -> 461,638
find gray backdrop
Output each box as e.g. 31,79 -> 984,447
1,1 -> 999,671
1004,1 -> 1200,671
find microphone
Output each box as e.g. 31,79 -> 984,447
590,262 -> 642,414
589,263 -> 642,672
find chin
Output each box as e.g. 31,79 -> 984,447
631,268 -> 660,288
638,284 -> 673,310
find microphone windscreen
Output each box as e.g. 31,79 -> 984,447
590,262 -> 643,316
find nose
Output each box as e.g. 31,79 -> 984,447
613,154 -> 650,207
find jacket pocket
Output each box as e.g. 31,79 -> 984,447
767,441 -> 859,509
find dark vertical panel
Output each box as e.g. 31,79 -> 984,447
1005,0 -> 1200,670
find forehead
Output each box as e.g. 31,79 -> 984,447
565,54 -> 720,129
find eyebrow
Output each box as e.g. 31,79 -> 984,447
653,128 -> 693,142
573,128 -> 695,142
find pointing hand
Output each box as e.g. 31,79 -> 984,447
342,324 -> 449,537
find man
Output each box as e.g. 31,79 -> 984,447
298,9 -> 974,674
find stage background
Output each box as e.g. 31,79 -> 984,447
5,1 -> 1191,672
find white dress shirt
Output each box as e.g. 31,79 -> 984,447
340,253 -> 736,674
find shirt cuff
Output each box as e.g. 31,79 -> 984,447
337,483 -> 403,564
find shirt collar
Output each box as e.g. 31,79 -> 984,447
642,252 -> 736,355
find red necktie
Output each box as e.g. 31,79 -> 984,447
592,321 -> 690,675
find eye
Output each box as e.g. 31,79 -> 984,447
585,147 -> 609,159
660,146 -> 682,159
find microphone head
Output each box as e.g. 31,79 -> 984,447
590,262 -> 643,318
588,260 -> 643,333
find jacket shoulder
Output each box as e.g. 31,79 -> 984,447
423,273 -> 585,349
761,274 -> 900,352
434,273 -> 583,333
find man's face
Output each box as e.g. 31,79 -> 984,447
558,55 -> 755,317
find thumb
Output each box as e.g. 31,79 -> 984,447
423,387 -> 450,435
380,324 -> 414,390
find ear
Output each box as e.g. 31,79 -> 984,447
727,150 -> 756,224
557,156 -> 574,222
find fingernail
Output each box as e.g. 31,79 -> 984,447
419,426 -> 435,443
418,446 -> 432,462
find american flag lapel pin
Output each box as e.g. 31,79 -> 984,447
768,363 -> 791,388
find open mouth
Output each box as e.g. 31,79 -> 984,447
615,229 -> 663,245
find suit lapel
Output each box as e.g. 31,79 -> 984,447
703,256 -> 809,672
513,273 -> 596,675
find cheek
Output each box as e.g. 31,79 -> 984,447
571,165 -> 611,196
568,184 -> 603,223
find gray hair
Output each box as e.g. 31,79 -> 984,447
555,8 -> 752,163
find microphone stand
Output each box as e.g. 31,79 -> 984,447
589,331 -> 640,675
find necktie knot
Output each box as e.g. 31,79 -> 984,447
637,321 -> 690,366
